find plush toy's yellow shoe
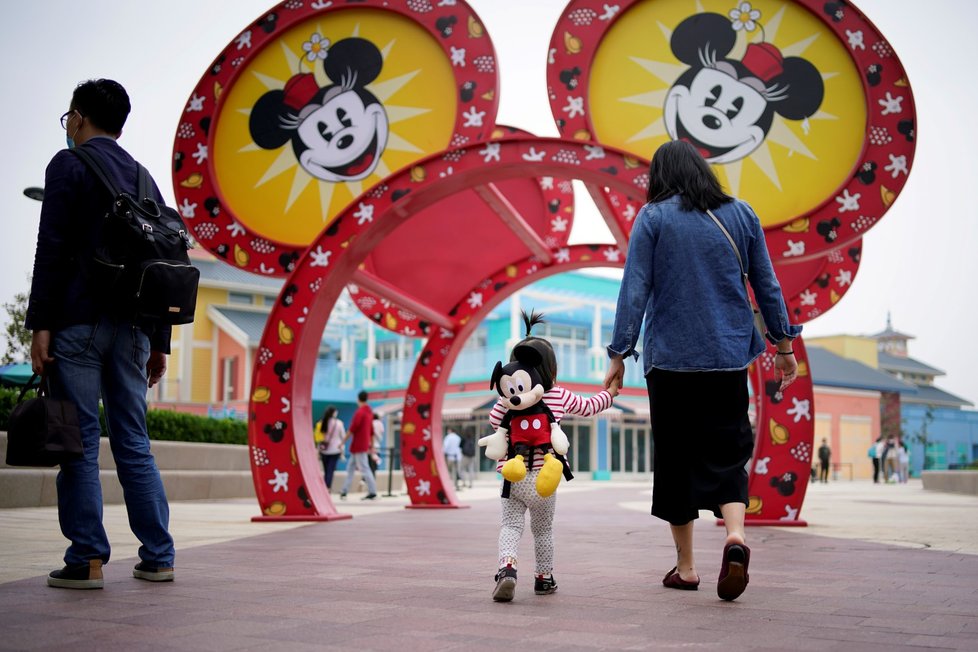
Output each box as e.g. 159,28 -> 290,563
501,455 -> 527,483
536,454 -> 563,497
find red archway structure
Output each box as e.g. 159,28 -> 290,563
347,125 -> 577,337
547,0 -> 915,262
176,0 -> 912,524
398,248 -> 816,515
248,137 -> 648,519
173,0 -> 500,277
399,245 -> 626,507
247,136 -> 816,520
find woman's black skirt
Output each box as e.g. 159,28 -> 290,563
647,367 -> 754,525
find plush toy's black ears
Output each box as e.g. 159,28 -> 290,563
490,361 -> 504,391
512,344 -> 542,368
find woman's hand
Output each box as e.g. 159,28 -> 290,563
775,351 -> 798,391
604,355 -> 625,392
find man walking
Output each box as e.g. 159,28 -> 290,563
443,427 -> 462,491
818,438 -> 831,484
27,79 -> 176,589
340,391 -> 379,500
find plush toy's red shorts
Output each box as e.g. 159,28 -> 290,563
508,413 -> 551,448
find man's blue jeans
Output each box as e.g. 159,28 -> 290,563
50,319 -> 174,568
341,452 -> 377,495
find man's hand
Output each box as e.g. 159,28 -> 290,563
147,351 -> 167,388
30,330 -> 55,376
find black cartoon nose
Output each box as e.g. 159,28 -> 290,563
702,115 -> 721,130
337,134 -> 353,149
510,396 -> 522,406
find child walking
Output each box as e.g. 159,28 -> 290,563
483,312 -> 619,602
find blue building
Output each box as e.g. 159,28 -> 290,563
872,319 -> 976,475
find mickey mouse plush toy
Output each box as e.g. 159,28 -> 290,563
480,314 -> 572,498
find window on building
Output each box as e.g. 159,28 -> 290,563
222,356 -> 238,402
228,292 -> 254,305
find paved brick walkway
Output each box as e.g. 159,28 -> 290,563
1,481 -> 976,651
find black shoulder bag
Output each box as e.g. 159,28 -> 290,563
5,373 -> 83,467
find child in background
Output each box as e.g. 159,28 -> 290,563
484,311 -> 619,602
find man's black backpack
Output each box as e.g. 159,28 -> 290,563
72,146 -> 199,325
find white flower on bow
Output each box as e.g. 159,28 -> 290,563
729,2 -> 761,32
302,33 -> 330,62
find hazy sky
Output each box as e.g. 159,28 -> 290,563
2,0 -> 976,404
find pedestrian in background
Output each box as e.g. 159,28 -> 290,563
316,406 -> 345,492
869,437 -> 883,484
340,391 -> 378,500
818,438 -> 831,484
370,413 -> 385,476
461,431 -> 478,488
443,427 -> 462,491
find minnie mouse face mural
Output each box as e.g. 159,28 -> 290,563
664,13 -> 824,164
248,37 -> 389,183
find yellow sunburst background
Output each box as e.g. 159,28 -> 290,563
213,9 -> 457,246
589,0 -> 866,227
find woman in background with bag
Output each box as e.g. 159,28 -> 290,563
316,406 -> 345,492
605,141 -> 800,602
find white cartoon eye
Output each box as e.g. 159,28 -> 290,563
503,380 -> 517,396
532,418 -> 541,429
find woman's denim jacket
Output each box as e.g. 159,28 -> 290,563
608,197 -> 801,374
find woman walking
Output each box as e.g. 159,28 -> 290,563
316,406 -> 345,492
605,141 -> 800,601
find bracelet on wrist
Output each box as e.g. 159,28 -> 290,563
776,351 -> 794,356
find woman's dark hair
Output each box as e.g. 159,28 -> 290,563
319,406 -> 336,425
71,79 -> 131,134
646,140 -> 732,211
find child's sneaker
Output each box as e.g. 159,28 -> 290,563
492,566 -> 517,602
47,560 -> 103,589
534,573 -> 558,595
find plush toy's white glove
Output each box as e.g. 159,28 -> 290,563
479,427 -> 509,461
550,422 -> 569,455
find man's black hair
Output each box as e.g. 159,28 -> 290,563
646,140 -> 733,211
71,79 -> 131,134
357,390 -> 368,402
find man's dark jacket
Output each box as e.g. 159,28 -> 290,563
25,136 -> 171,352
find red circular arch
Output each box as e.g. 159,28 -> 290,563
247,135 -> 815,520
173,0 -> 500,277
398,246 -> 814,521
399,247 -> 629,507
347,125 -> 577,337
249,137 -> 648,519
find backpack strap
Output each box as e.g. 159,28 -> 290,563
135,163 -> 154,203
70,145 -> 122,197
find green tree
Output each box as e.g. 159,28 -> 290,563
1,288 -> 30,364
